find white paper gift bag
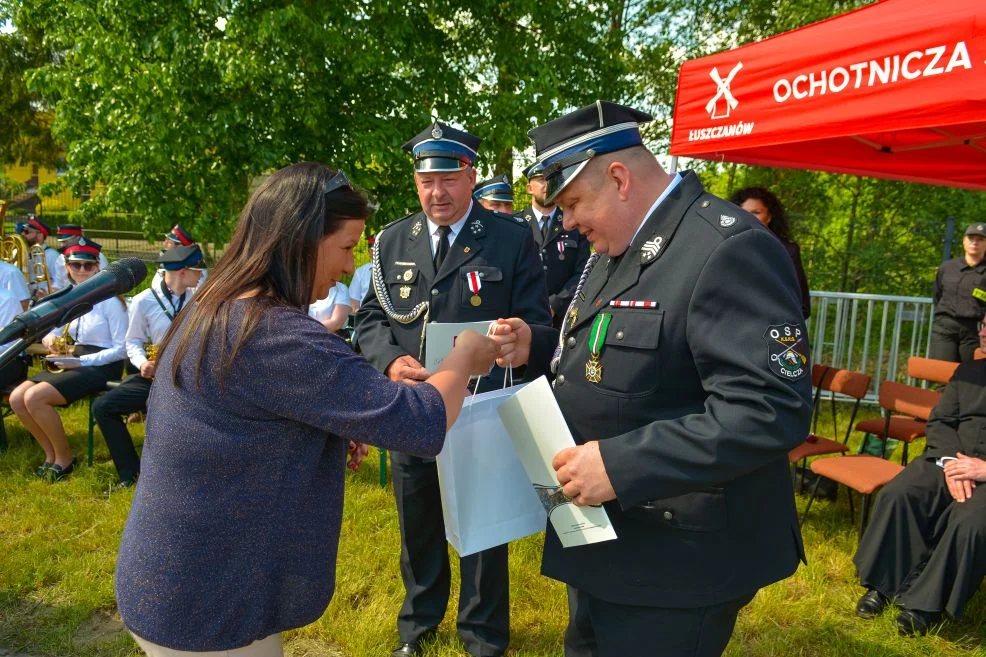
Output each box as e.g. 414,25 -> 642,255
436,383 -> 547,556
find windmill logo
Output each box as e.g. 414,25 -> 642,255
706,62 -> 743,120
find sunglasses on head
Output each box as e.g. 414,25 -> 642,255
67,261 -> 98,272
323,170 -> 351,196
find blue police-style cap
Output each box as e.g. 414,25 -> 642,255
473,174 -> 514,203
157,244 -> 204,271
402,121 -> 481,172
528,100 -> 653,204
523,161 -> 546,179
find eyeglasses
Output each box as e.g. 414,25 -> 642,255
324,170 -> 351,195
20,227 -> 38,235
67,261 -> 99,272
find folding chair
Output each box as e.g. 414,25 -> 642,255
789,364 -> 871,490
801,380 -> 941,539
907,356 -> 959,385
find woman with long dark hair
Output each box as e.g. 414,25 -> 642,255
730,186 -> 811,318
115,162 -> 497,656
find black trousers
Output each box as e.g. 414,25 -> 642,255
91,374 -> 151,484
854,458 -> 986,617
564,586 -> 755,657
929,315 -> 980,363
391,452 -> 509,657
0,356 -> 28,389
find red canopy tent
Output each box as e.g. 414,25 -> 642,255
669,0 -> 986,190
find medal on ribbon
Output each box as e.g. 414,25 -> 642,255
585,313 -> 612,383
466,271 -> 482,306
557,241 -> 566,261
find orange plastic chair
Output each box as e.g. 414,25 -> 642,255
907,356 -> 960,385
789,365 -> 871,489
802,380 -> 942,539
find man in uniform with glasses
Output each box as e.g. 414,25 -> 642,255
18,215 -> 61,299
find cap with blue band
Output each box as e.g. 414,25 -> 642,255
403,121 -> 481,172
473,174 -> 513,203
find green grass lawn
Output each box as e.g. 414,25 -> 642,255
1,401 -> 985,656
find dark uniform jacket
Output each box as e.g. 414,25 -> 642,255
514,206 -> 591,318
356,203 -> 551,385
528,171 -> 812,609
924,359 -> 986,460
933,257 -> 986,320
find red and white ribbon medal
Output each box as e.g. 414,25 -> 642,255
557,241 -> 566,260
467,271 -> 482,307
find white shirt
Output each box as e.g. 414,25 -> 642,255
0,288 -> 24,352
308,283 -> 350,322
125,279 -> 193,368
536,208 -> 558,233
0,261 -> 31,304
629,173 -> 683,246
426,201 -> 473,257
349,263 -> 372,307
46,296 -> 128,367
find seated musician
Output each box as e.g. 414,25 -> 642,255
9,239 -> 127,481
18,215 -> 61,299
92,245 -> 204,486
0,288 -> 29,387
854,316 -> 986,635
51,224 -> 110,290
0,258 -> 31,310
309,280 -> 351,333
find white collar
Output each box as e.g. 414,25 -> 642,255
629,173 -> 682,246
426,201 -> 473,238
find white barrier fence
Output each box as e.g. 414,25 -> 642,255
808,291 -> 935,401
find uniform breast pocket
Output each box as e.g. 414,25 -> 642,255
459,266 -> 506,310
387,267 -> 420,310
596,309 -> 663,396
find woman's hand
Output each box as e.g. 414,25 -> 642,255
490,318 -> 532,368
347,441 -> 369,471
450,329 -> 498,376
41,334 -> 56,350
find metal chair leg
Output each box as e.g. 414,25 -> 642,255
858,494 -> 872,542
902,442 -> 910,466
800,473 -> 824,526
847,488 -> 855,524
87,396 -> 95,466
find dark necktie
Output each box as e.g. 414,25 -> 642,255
541,213 -> 551,241
434,225 -> 451,270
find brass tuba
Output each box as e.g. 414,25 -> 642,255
0,232 -> 30,282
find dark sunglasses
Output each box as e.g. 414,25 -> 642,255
324,170 -> 351,195
67,261 -> 99,272
20,227 -> 38,235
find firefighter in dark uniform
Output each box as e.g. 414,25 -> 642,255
930,223 -> 986,362
514,162 -> 591,328
491,101 -> 812,657
355,121 -> 551,657
854,319 -> 986,636
473,174 -> 515,215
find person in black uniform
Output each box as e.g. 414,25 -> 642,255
514,162 -> 591,328
355,120 -> 551,657
729,187 -> 811,319
491,101 -> 812,657
930,223 -> 986,362
473,174 -> 515,215
854,318 -> 986,636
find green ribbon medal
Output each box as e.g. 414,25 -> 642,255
585,313 -> 612,383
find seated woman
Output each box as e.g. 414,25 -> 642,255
853,318 -> 986,635
114,162 -> 497,656
9,239 -> 127,481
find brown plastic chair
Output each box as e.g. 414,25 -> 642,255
854,358 -> 955,466
801,380 -> 942,539
789,365 -> 871,487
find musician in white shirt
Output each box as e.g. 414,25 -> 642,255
309,281 -> 351,333
9,239 -> 127,481
92,244 -> 204,486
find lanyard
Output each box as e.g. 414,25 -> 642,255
150,279 -> 185,320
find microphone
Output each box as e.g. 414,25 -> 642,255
0,257 -> 148,345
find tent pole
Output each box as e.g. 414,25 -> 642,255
669,155 -> 679,174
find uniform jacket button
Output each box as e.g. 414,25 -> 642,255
556,374 -> 565,385
615,330 -> 624,340
663,510 -> 673,521
543,265 -> 548,271
566,337 -> 576,348
430,289 -> 439,296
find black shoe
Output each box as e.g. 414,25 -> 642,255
35,462 -> 52,477
855,589 -> 891,619
896,608 -> 940,636
47,457 -> 76,482
390,643 -> 420,657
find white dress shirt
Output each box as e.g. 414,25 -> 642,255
0,261 -> 31,304
426,201 -> 473,257
0,289 -> 24,352
46,296 -> 128,367
349,263 -> 372,306
309,283 -> 350,322
125,278 -> 193,369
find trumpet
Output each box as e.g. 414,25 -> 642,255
44,326 -> 76,374
144,343 -> 158,361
